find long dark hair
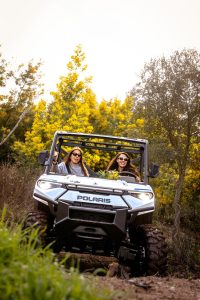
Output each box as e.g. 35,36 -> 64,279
106,152 -> 140,177
63,147 -> 89,176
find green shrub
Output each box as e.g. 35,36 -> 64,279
0,209 -> 110,300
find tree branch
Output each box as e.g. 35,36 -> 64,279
0,107 -> 30,146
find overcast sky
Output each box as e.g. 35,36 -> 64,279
1,0 -> 200,101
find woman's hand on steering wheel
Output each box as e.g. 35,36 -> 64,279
119,171 -> 141,182
119,171 -> 136,178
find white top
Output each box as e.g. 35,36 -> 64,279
57,162 -> 84,176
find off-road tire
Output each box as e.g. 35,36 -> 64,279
133,224 -> 167,275
24,211 -> 52,247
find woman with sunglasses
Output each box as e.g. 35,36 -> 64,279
107,152 -> 141,182
53,147 -> 89,176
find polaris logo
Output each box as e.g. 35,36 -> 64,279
77,195 -> 111,204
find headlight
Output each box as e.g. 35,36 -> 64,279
37,180 -> 63,190
129,192 -> 153,201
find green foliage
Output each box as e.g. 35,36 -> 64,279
132,49 -> 200,167
98,170 -> 119,180
0,48 -> 43,161
153,157 -> 200,230
131,49 -> 200,257
151,164 -> 176,225
179,142 -> 200,231
0,209 -> 109,300
153,164 -> 177,206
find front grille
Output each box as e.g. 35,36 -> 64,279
73,201 -> 113,210
69,210 -> 114,223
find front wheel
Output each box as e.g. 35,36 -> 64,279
23,211 -> 52,247
132,224 -> 167,275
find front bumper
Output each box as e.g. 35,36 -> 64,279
55,200 -> 128,241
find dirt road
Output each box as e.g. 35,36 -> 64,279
97,275 -> 200,300
59,251 -> 200,299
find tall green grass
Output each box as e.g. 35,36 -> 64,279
0,209 -> 110,300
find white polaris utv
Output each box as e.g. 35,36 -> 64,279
24,131 -> 167,276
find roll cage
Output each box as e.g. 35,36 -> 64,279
43,131 -> 149,184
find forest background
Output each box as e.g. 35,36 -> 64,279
0,44 -> 199,275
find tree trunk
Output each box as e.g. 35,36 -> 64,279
172,170 -> 185,262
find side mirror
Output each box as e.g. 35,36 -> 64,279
38,150 -> 49,165
149,163 -> 159,178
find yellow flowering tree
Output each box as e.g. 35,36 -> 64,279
13,45 -> 98,163
13,100 -> 48,162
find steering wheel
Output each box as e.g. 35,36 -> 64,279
119,171 -> 136,178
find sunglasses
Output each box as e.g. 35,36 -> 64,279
72,152 -> 81,157
118,157 -> 128,161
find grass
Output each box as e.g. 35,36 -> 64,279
0,209 -> 110,300
0,163 -> 41,222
